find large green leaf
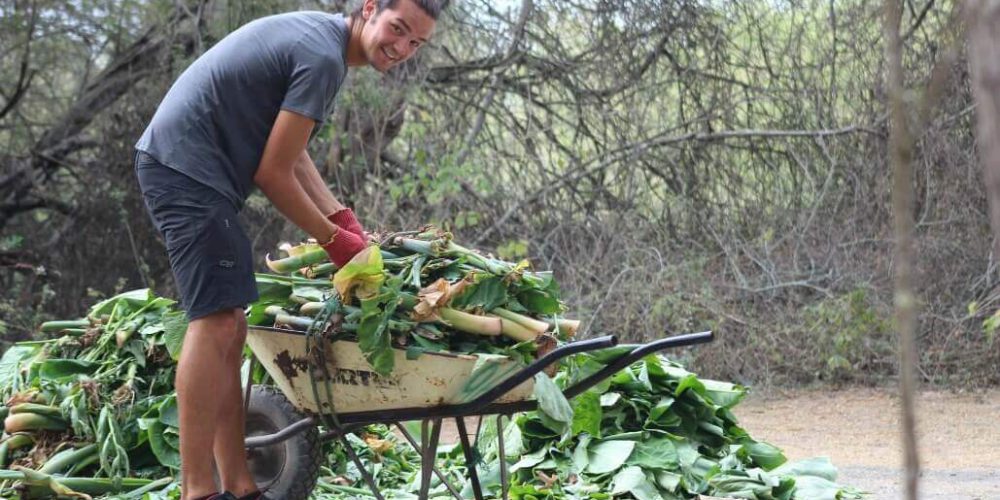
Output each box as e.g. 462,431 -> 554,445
147,419 -> 180,470
254,275 -> 293,301
39,359 -> 98,381
88,289 -> 153,319
612,466 -> 664,500
356,278 -> 402,375
708,469 -> 775,497
509,446 -> 548,473
450,274 -> 508,311
570,389 -> 602,438
157,396 -> 179,428
742,441 -> 787,471
770,457 -> 838,482
701,379 -> 746,408
516,288 -> 563,315
291,285 -> 328,303
586,439 -> 636,474
533,372 -> 573,424
161,311 -> 188,361
0,345 -> 37,391
627,437 -> 679,470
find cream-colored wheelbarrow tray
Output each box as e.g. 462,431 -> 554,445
241,325 -> 713,500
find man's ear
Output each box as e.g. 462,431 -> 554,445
362,0 -> 377,21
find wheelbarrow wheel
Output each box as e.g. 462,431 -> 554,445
245,385 -> 320,500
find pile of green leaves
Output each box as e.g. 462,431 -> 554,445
0,229 -> 863,499
0,289 -> 188,498
303,351 -> 863,500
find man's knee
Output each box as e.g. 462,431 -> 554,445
186,308 -> 245,357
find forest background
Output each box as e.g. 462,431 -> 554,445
1,0 -> 992,388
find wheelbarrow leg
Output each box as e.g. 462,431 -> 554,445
455,417 -> 485,500
338,433 -> 386,500
419,418 -> 443,499
497,414 -> 509,500
393,422 -> 463,499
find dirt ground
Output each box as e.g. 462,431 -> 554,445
734,387 -> 1000,500
437,387 -> 1000,499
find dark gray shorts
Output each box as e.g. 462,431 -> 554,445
134,151 -> 258,320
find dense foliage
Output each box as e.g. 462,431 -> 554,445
0,231 -> 862,498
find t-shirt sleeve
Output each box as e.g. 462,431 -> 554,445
280,43 -> 343,123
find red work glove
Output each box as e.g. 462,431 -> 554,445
327,208 -> 366,239
321,226 -> 367,267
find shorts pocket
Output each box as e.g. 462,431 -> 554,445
202,207 -> 241,273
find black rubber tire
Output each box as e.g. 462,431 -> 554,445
245,385 -> 321,500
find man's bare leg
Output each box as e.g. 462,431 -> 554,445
213,310 -> 259,497
177,309 -> 241,500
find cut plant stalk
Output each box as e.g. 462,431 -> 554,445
120,476 -> 174,498
0,433 -> 34,467
437,308 -> 502,336
265,248 -> 329,273
548,317 -> 580,337
255,273 -> 332,287
491,307 -> 551,335
4,412 -> 67,433
39,444 -> 98,474
304,262 -> 337,278
40,319 -> 90,333
6,466 -> 156,497
491,314 -> 538,342
9,403 -> 62,418
265,306 -> 315,330
268,306 -> 412,332
267,248 -> 403,274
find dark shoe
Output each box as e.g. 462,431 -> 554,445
197,493 -> 237,500
191,494 -> 235,500
237,491 -> 269,500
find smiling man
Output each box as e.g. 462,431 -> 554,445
133,1 -> 439,499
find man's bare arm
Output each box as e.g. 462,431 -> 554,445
294,150 -> 345,216
253,110 -> 335,243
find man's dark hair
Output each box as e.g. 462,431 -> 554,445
351,0 -> 443,21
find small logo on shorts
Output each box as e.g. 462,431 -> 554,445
219,259 -> 235,268
223,219 -> 231,228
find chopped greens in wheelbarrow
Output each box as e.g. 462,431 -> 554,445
256,228 -> 580,377
0,228 -> 862,499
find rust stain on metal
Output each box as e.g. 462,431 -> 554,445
328,367 -> 399,388
273,350 -> 309,389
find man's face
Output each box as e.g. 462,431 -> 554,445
361,0 -> 436,72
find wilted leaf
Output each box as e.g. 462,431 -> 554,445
333,247 -> 385,302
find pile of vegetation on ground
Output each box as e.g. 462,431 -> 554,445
0,229 -> 863,499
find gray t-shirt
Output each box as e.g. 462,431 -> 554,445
136,11 -> 349,209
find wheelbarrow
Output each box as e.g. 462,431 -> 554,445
241,325 -> 714,499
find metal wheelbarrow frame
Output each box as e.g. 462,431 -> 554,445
241,326 -> 714,500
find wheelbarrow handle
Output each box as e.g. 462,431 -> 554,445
455,334 -> 618,414
563,331 -> 714,400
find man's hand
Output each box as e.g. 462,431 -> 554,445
321,225 -> 367,267
328,207 -> 366,239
